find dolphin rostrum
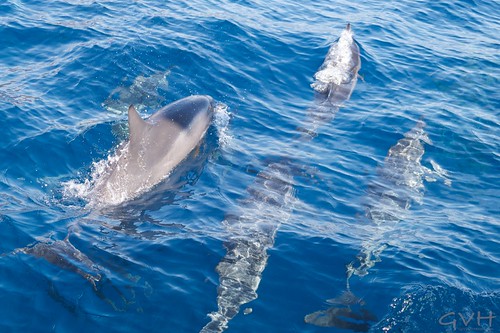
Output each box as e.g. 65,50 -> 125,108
300,23 -> 361,139
91,95 -> 215,206
200,161 -> 296,332
305,121 -> 432,331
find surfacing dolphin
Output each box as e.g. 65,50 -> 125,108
299,23 -> 361,140
3,95 -> 216,312
200,160 -> 297,333
91,95 -> 215,206
305,121 -> 431,331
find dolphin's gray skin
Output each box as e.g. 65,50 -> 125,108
3,95 -> 215,311
102,70 -> 170,115
200,161 -> 296,333
300,23 -> 361,140
92,95 -> 215,206
305,121 -> 431,330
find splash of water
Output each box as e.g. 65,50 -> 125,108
62,143 -> 131,207
213,102 -> 232,149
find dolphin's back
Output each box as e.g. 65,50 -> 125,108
150,95 -> 213,129
311,23 -> 361,104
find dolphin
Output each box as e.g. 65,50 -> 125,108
91,95 -> 215,206
12,232 -> 149,312
305,121 -> 431,330
300,23 -> 361,139
200,160 -> 296,333
348,120 -> 431,277
16,236 -> 102,289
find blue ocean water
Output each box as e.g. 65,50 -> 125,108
0,0 -> 499,332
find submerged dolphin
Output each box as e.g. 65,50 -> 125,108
12,232 -> 148,312
102,70 -> 170,115
16,236 -> 101,289
305,121 -> 431,331
92,95 -> 215,206
348,120 -> 431,277
300,23 -> 361,139
200,161 -> 296,332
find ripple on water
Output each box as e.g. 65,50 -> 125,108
0,0 -> 498,332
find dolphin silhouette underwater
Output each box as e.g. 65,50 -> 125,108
90,94 -> 215,206
348,120 -> 431,278
102,70 -> 171,115
200,160 -> 297,333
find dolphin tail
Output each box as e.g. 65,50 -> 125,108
199,269 -> 258,333
200,312 -> 230,333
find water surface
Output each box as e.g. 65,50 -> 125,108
0,1 -> 498,332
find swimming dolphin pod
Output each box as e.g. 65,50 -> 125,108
201,24 -> 361,333
91,95 -> 215,206
304,121 -> 431,331
6,20 -> 442,332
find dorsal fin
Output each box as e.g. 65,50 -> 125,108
128,105 -> 148,146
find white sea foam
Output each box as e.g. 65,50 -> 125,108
62,143 -> 130,207
213,102 -> 233,149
